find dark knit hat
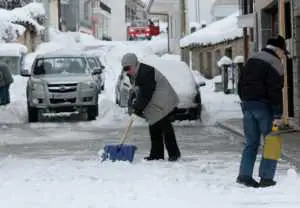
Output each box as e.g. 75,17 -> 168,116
266,35 -> 289,54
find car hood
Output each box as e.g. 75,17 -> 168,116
33,74 -> 92,84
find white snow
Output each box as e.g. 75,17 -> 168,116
233,55 -> 245,64
0,157 -> 298,207
0,2 -> 45,42
142,55 -> 198,108
0,43 -> 27,56
180,12 -> 242,48
217,56 -> 233,67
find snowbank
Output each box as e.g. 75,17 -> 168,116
0,2 -> 45,42
180,12 -> 242,48
0,43 -> 27,56
217,56 -> 233,67
161,54 -> 181,61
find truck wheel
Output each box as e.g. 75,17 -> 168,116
28,106 -> 38,122
87,105 -> 98,121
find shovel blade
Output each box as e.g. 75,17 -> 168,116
102,144 -> 137,162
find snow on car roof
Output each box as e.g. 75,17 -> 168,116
142,55 -> 197,101
0,43 -> 27,56
36,48 -> 86,59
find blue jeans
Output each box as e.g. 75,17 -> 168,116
239,101 -> 277,180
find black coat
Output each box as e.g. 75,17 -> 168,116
238,48 -> 284,118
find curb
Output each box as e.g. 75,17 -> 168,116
217,120 -> 300,169
216,121 -> 244,137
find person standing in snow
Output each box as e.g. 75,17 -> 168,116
121,53 -> 181,161
0,63 -> 13,105
237,35 -> 288,188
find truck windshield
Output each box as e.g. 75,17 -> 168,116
33,57 -> 88,75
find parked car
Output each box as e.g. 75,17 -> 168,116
127,19 -> 160,41
115,71 -> 134,107
85,55 -> 105,93
21,53 -> 100,122
115,56 -> 205,121
0,43 -> 27,74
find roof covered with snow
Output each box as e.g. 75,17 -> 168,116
180,12 -> 242,48
3,2 -> 45,32
0,2 -> 45,43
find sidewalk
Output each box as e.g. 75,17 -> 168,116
217,118 -> 300,169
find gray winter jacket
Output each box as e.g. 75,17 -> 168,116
0,63 -> 13,88
132,63 -> 179,125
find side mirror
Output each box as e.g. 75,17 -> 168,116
198,81 -> 206,87
21,69 -> 31,77
92,67 -> 102,75
101,65 -> 105,70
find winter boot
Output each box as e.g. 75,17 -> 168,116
259,179 -> 276,187
236,175 -> 260,188
144,156 -> 164,161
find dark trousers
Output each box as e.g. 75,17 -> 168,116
148,114 -> 181,158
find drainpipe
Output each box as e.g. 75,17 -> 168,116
146,0 -> 171,53
58,0 -> 62,31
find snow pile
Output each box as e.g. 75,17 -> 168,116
201,75 -> 241,124
7,2 -> 45,32
0,2 -> 45,42
180,12 -> 242,48
217,56 -> 233,67
0,43 -> 27,56
161,53 -> 181,61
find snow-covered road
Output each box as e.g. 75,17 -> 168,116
0,123 -> 299,207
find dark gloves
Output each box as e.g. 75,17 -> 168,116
133,108 -> 144,117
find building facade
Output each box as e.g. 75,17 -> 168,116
211,0 -> 239,21
126,0 -> 147,23
242,0 -> 300,124
147,0 -> 185,54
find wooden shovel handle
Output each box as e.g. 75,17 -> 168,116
120,114 -> 136,145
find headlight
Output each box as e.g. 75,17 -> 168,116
32,83 -> 44,92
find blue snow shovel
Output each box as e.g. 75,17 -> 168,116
101,115 -> 137,162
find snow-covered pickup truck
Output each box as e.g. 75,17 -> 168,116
21,53 -> 99,122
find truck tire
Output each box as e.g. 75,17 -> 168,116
87,105 -> 98,121
28,106 -> 38,123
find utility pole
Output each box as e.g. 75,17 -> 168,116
279,0 -> 288,124
43,0 -> 51,41
180,0 -> 187,37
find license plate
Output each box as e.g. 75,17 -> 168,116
51,93 -> 74,99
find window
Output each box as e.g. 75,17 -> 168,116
33,57 -> 88,75
207,52 -> 212,78
225,47 -> 232,58
199,52 -> 203,73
